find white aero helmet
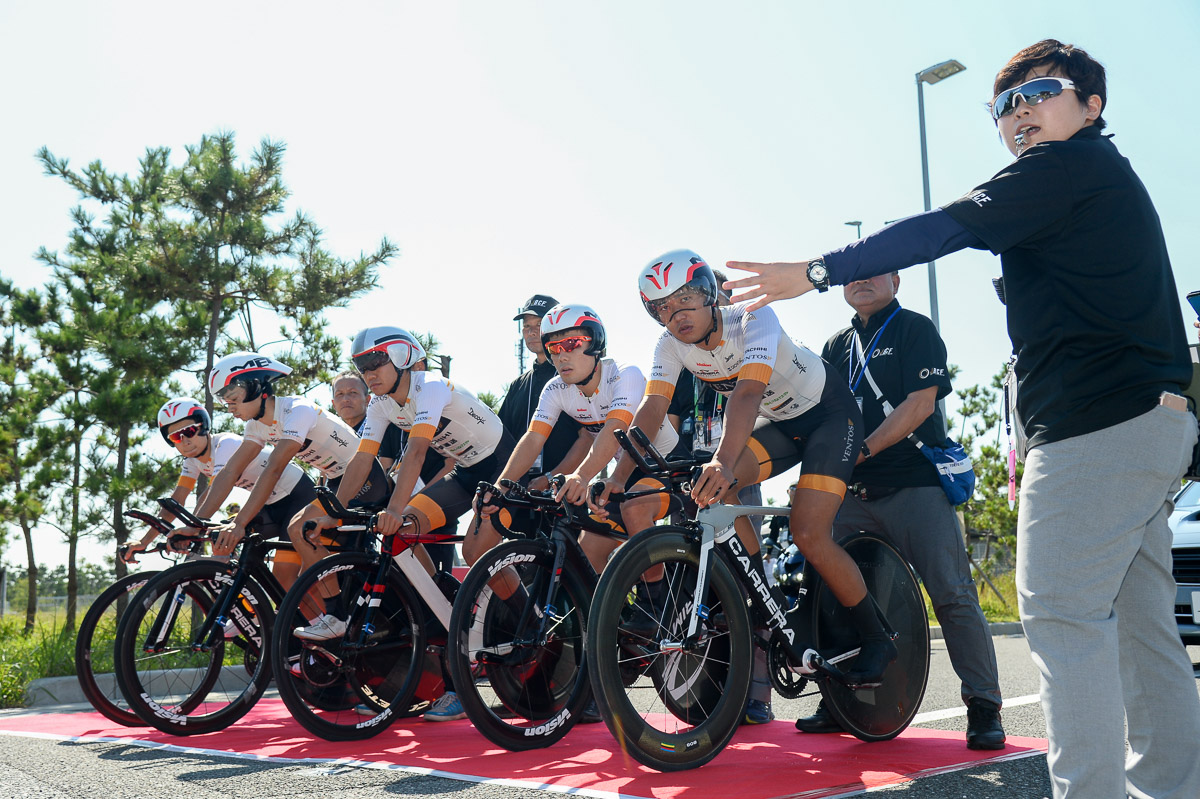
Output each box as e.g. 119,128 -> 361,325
539,303 -> 606,356
207,351 -> 292,402
637,248 -> 720,325
350,326 -> 426,372
157,397 -> 211,445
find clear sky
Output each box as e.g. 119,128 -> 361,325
3,1 -> 1198,570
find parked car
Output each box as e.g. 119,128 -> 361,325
1169,480 -> 1200,666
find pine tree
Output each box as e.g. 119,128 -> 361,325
0,281 -> 64,632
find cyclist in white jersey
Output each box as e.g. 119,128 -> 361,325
197,352 -> 388,583
123,398 -> 318,588
305,326 -> 516,722
467,304 -> 678,571
306,324 -> 514,538
594,249 -> 897,688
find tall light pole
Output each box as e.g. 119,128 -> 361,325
917,59 -> 966,332
844,220 -> 862,239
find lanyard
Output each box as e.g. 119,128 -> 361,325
848,306 -> 901,394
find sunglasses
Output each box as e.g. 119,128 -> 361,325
989,76 -> 1076,121
352,350 -> 392,374
544,335 -> 592,355
167,423 -> 203,444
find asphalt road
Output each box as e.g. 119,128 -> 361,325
1,635 -> 1198,799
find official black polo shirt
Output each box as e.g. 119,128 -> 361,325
822,299 -> 952,487
942,125 -> 1190,448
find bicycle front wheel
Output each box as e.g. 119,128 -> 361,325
75,571 -> 161,726
814,532 -> 930,741
587,526 -> 752,772
113,559 -> 275,735
448,539 -> 593,750
271,552 -> 426,741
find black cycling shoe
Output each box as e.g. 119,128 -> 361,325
794,700 -> 844,734
843,635 -> 898,688
965,697 -> 1006,750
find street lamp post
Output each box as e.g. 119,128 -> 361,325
844,220 -> 862,239
916,59 -> 966,332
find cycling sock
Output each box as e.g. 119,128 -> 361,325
324,595 -> 346,619
847,595 -> 887,641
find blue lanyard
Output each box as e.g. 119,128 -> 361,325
849,306 -> 901,394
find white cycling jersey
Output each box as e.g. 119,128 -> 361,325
177,432 -> 304,504
530,358 -> 678,456
647,302 -> 827,421
359,371 -> 503,467
242,396 -> 358,478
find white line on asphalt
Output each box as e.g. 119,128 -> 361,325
912,693 -> 1041,725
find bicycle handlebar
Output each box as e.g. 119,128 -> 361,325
154,497 -> 215,530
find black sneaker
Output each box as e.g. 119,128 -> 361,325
580,698 -> 603,724
794,700 -> 844,734
843,636 -> 898,688
742,698 -> 774,725
619,581 -> 667,641
965,697 -> 1006,750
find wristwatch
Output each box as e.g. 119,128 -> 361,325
860,441 -> 872,459
806,258 -> 830,293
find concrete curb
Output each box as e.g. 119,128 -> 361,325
930,621 -> 1024,641
24,665 -> 250,709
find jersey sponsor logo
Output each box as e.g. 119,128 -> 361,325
870,347 -> 894,358
329,429 -> 351,448
791,355 -> 808,373
969,190 -> 991,206
768,393 -> 794,412
467,407 -> 488,425
701,376 -> 738,392
919,367 -> 946,379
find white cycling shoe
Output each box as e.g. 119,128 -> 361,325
293,613 -> 347,641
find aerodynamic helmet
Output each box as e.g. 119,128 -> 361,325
350,326 -> 426,373
157,397 -> 211,445
540,303 -> 606,357
637,249 -> 719,326
207,351 -> 292,402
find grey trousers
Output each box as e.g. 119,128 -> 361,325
834,486 -> 1002,706
1018,405 -> 1200,799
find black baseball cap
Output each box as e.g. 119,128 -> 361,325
513,294 -> 558,320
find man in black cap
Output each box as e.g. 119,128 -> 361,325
498,295 -> 585,487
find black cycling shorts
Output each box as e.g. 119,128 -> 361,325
327,458 -> 390,509
408,431 -> 517,533
745,372 -> 863,498
255,475 -> 319,564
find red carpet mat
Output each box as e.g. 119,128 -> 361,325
0,699 -> 1047,799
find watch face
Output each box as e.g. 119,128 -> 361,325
808,263 -> 827,281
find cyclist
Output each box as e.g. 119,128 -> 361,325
122,398 -> 318,585
190,352 -> 388,591
592,248 -> 896,687
307,326 -> 517,722
465,303 -> 678,572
